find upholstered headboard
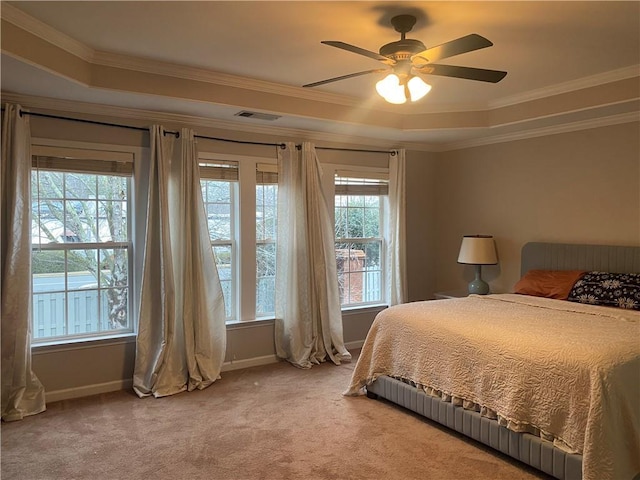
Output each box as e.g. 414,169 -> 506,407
521,242 -> 640,276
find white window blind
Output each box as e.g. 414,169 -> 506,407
335,172 -> 389,196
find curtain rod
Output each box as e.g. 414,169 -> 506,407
314,146 -> 395,155
9,108 -> 396,155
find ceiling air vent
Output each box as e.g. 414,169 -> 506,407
234,111 -> 281,121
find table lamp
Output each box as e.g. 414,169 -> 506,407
457,235 -> 498,294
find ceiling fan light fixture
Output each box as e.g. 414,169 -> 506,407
376,73 -> 431,104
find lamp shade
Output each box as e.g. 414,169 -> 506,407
457,235 -> 498,265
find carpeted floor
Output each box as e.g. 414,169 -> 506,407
1,355 -> 552,480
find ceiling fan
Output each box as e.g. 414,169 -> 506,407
303,15 -> 507,103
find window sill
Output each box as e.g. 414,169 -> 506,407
225,317 -> 275,329
32,332 -> 137,354
341,303 -> 388,315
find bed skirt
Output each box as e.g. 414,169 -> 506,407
366,375 -> 583,480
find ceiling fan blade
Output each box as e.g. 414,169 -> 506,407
303,69 -> 388,88
411,34 -> 493,64
322,41 -> 395,65
415,64 -> 507,83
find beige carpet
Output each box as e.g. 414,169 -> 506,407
1,355 -> 551,480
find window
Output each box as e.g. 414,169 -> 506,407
334,174 -> 388,306
200,160 -> 238,320
255,164 -> 278,316
31,150 -> 133,342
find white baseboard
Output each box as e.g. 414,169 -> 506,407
345,340 -> 365,350
221,354 -> 279,372
45,379 -> 134,403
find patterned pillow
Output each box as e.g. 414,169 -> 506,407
567,271 -> 640,310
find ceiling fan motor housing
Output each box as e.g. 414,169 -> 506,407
379,39 -> 426,60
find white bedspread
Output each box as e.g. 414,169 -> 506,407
345,294 -> 640,480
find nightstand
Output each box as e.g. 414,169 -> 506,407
434,289 -> 469,300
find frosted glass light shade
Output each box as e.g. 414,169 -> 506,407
375,74 -> 406,104
407,76 -> 431,101
457,235 -> 498,265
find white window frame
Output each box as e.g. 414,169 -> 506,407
30,138 -> 143,345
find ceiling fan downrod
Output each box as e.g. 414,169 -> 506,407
379,15 -> 426,60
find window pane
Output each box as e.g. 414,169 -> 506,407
213,245 -> 232,319
256,243 -> 276,315
32,200 -> 64,244
98,201 -> 128,242
33,292 -> 66,339
203,180 -> 233,241
31,171 -> 63,201
256,184 -> 278,241
65,199 -> 96,241
98,175 -> 127,200
99,249 -> 128,288
67,288 -> 99,335
205,181 -> 230,203
207,203 -> 231,239
101,288 -> 128,330
335,243 -> 365,304
32,250 -> 65,293
335,202 -> 347,238
347,206 -> 364,238
256,183 -> 277,316
363,206 -> 380,238
65,173 -> 96,199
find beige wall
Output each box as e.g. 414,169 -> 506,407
405,150 -> 438,301
435,122 -> 640,294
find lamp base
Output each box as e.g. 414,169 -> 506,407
467,278 -> 490,295
468,265 -> 490,295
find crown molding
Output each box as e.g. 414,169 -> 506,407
440,111 -> 640,151
1,92 -> 439,152
489,65 -> 640,109
1,3 -> 94,62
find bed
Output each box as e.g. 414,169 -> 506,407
345,242 -> 640,480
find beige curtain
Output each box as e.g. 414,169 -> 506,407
133,127 -> 226,398
275,142 -> 351,368
386,149 -> 407,305
1,104 -> 46,420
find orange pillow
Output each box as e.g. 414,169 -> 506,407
513,270 -> 586,300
